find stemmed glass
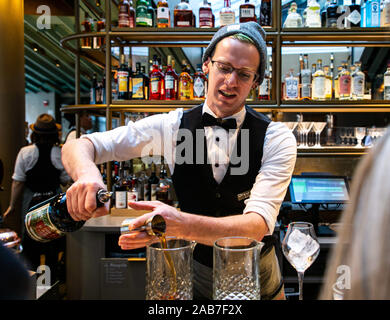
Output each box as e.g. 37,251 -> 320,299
282,222 -> 320,300
297,122 -> 314,148
354,127 -> 366,147
284,122 -> 298,132
311,122 -> 326,148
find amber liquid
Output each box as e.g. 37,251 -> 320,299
158,234 -> 178,300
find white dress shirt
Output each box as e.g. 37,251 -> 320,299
83,102 -> 297,235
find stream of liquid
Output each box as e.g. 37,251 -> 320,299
157,234 -> 178,300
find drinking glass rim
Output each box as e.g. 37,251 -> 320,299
214,236 -> 262,251
148,236 -> 196,252
288,221 -> 314,229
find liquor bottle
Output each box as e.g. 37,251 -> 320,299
178,61 -> 193,100
283,2 -> 303,27
93,19 -> 106,49
127,178 -> 139,206
345,0 -> 361,28
361,0 -> 367,27
174,0 -> 194,27
114,162 -> 127,209
193,64 -> 207,100
25,189 -> 112,242
148,163 -> 159,201
112,69 -> 118,101
147,0 -> 155,27
156,163 -> 170,204
305,0 -> 322,27
334,66 -> 342,99
132,62 -> 147,99
136,0 -> 151,26
258,70 -> 271,100
330,53 -> 335,98
366,0 -> 381,26
199,0 -> 213,28
383,61 -> 390,99
165,55 -> 178,100
240,0 -> 257,23
90,73 -> 97,104
321,0 -> 331,27
81,12 -> 92,49
141,66 -> 150,99
118,0 -> 131,27
284,69 -> 300,100
383,0 -> 390,26
300,54 -> 312,100
137,164 -> 147,201
118,54 -> 130,100
339,62 -> 352,100
95,76 -> 103,104
220,0 -> 235,27
259,0 -> 272,26
312,59 -> 326,100
129,1 -> 136,27
324,66 -> 333,100
351,62 -> 365,100
149,55 -> 165,100
157,0 -> 170,28
326,0 -> 341,27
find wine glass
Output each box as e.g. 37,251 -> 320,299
354,127 -> 366,147
297,122 -> 314,148
311,122 -> 326,148
284,122 -> 298,132
282,222 -> 320,300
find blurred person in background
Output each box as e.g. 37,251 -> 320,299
64,110 -> 93,143
2,114 -> 71,283
320,127 -> 390,300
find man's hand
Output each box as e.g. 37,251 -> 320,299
118,201 -> 186,250
65,176 -> 109,221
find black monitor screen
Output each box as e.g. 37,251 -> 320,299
289,175 -> 350,204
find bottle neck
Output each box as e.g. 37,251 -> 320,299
224,0 -> 231,8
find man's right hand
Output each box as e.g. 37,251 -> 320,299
65,177 -> 109,221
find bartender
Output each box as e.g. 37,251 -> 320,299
62,22 -> 297,300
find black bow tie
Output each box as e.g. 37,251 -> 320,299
201,113 -> 237,130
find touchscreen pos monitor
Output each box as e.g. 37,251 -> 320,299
289,175 -> 350,204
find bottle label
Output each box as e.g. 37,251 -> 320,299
151,184 -> 158,201
165,75 -> 175,90
306,10 -> 321,27
118,71 -> 129,93
347,10 -> 361,25
285,78 -> 299,99
25,203 -> 64,242
384,76 -> 390,86
370,1 -> 380,26
352,75 -> 364,95
118,13 -> 130,27
313,77 -> 326,98
385,4 -> 390,25
115,191 -> 127,208
199,9 -> 213,27
127,191 -> 138,207
240,8 -> 255,18
325,78 -> 332,98
220,12 -> 235,26
339,75 -> 351,95
177,21 -> 191,26
157,7 -> 170,21
193,77 -> 205,98
179,80 -> 192,99
132,78 -> 145,98
151,77 -> 160,94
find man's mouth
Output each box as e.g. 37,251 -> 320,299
219,90 -> 236,98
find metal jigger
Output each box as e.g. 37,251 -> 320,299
120,214 -> 166,236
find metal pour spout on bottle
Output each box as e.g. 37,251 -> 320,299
120,214 -> 166,236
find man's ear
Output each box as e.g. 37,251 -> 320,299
202,59 -> 210,75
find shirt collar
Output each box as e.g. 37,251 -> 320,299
202,100 -> 246,129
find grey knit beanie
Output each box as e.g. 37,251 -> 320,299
202,21 -> 267,85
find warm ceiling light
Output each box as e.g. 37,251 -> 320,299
55,60 -> 61,67
96,0 -> 101,7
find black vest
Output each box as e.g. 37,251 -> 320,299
25,144 -> 61,194
171,105 -> 273,267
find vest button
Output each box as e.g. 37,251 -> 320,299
216,192 -> 221,199
216,137 -> 220,142
215,163 -> 219,168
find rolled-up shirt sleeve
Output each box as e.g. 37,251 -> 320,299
81,109 -> 183,167
12,149 -> 27,182
243,121 -> 297,236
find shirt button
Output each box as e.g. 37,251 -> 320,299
216,137 -> 220,142
216,192 -> 221,199
215,163 -> 219,168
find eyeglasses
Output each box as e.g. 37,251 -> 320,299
210,60 -> 258,83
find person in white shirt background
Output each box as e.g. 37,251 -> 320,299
62,22 -> 297,300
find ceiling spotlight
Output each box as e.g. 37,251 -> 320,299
96,0 -> 101,7
55,60 -> 61,68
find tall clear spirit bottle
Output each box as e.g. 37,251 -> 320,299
351,62 -> 365,100
312,59 -> 326,100
283,2 -> 303,27
339,62 -> 352,100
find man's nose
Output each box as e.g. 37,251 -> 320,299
224,71 -> 239,86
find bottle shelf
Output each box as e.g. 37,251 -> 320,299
297,146 -> 368,157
